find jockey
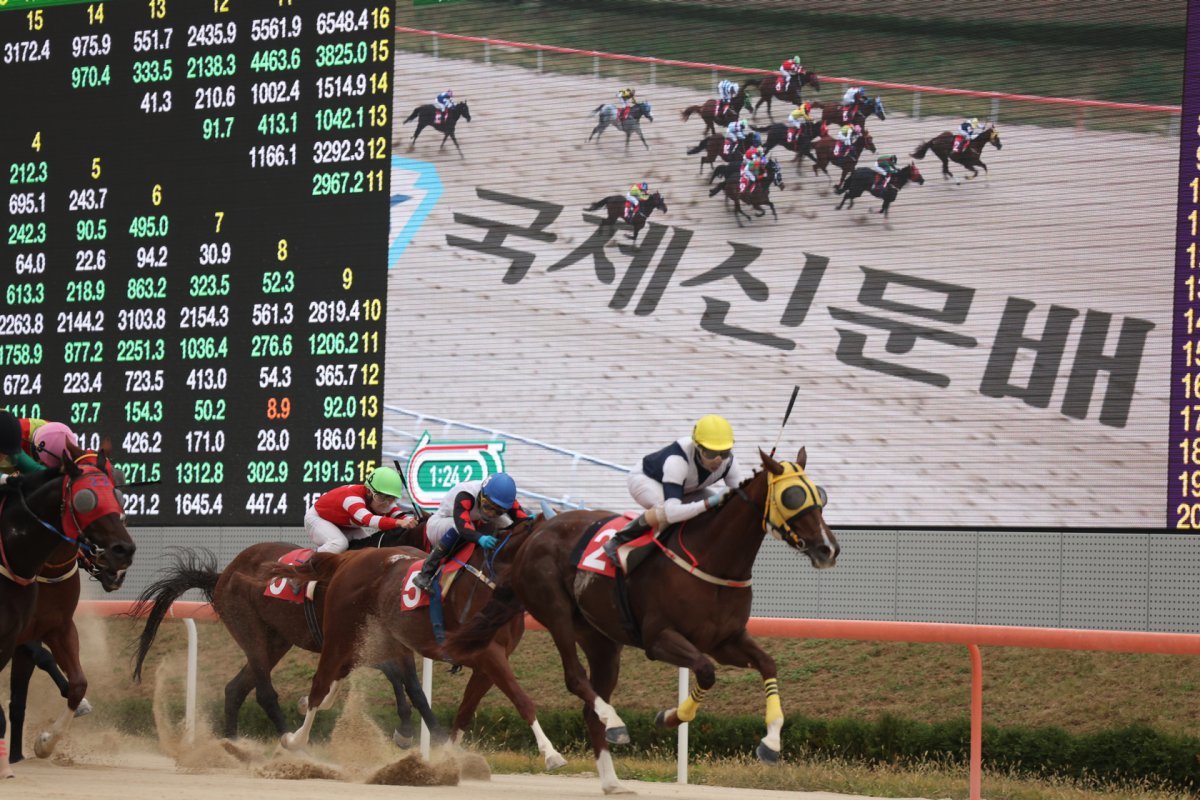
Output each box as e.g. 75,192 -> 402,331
434,89 -> 455,113
716,79 -> 738,115
625,181 -> 649,220
739,153 -> 766,192
954,117 -> 982,153
0,411 -> 48,483
841,86 -> 868,108
785,104 -> 813,140
724,119 -> 748,143
306,467 -> 418,554
616,86 -> 637,119
778,55 -> 802,91
602,414 -> 744,565
833,123 -> 861,156
31,421 -> 79,469
412,472 -> 531,593
869,154 -> 900,190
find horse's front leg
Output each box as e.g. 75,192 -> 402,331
635,126 -> 649,151
710,631 -> 783,764
767,200 -> 778,221
644,629 -> 717,729
408,122 -> 426,151
37,627 -> 87,758
941,154 -> 953,179
449,132 -> 464,159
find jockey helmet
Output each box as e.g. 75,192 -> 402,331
792,55 -> 801,65
853,124 -> 863,134
481,472 -> 517,509
365,466 -> 405,498
970,117 -> 979,127
744,146 -> 759,159
693,414 -> 734,452
639,182 -> 649,192
738,120 -> 748,132
445,89 -> 454,97
790,108 -> 803,120
0,411 -> 21,456
33,422 -> 78,468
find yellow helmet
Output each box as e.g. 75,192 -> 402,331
970,117 -> 979,127
692,414 -> 734,451
790,108 -> 804,119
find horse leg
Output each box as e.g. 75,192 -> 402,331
540,607 -> 629,747
576,630 -> 630,795
376,660 -> 416,748
397,655 -> 441,742
710,631 -> 784,764
283,623 -> 351,750
449,132 -> 464,159
222,665 -> 256,739
231,631 -> 292,738
408,121 -> 426,151
941,154 -> 953,179
474,643 -> 567,771
8,647 -> 36,763
643,629 -> 716,730
634,126 -> 649,151
35,626 -> 86,758
0,702 -> 9,779
767,200 -> 778,221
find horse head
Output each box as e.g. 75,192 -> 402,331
455,100 -> 471,122
635,101 -> 653,122
862,132 -> 877,153
906,163 -> 925,185
758,448 -> 838,569
800,68 -> 821,91
60,447 -> 135,590
869,97 -> 886,120
767,159 -> 784,189
988,127 -> 1001,149
649,192 -> 668,213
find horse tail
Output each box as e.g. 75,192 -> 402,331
584,197 -> 612,211
131,548 -> 220,682
833,182 -> 847,195
589,104 -> 605,117
403,107 -> 420,124
681,106 -> 700,122
686,138 -> 709,155
708,181 -> 727,197
443,584 -> 524,661
912,140 -> 930,159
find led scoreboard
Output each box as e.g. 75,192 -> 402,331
0,0 -> 392,524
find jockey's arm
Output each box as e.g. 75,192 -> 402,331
450,490 -> 486,543
345,495 -> 403,530
503,500 -> 532,528
722,458 -> 745,489
657,460 -> 707,524
13,451 -> 45,475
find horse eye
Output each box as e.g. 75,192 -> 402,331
780,485 -> 809,510
817,486 -> 828,507
74,489 -> 98,514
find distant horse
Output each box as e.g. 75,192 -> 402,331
0,450 -> 135,778
750,122 -> 818,162
8,444 -> 131,763
267,517 -> 568,771
810,131 -> 876,187
834,163 -> 925,217
685,131 -> 761,175
583,191 -> 668,243
912,126 -> 1002,179
402,101 -> 472,157
587,101 -> 654,150
750,69 -> 822,118
681,83 -> 752,136
816,96 -> 887,134
132,524 -> 435,747
446,450 -> 837,795
708,159 -> 784,226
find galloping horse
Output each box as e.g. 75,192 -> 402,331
815,96 -> 887,134
132,526 -> 435,746
811,131 -> 876,187
402,101 -> 472,157
751,69 -> 821,118
751,122 -> 818,162
587,101 -> 654,150
446,450 -> 837,795
0,451 -> 135,778
835,163 -> 925,217
685,131 -> 761,175
268,517 -> 568,772
583,192 -> 667,243
709,159 -> 785,226
912,126 -> 1002,179
681,83 -> 752,136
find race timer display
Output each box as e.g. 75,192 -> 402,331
0,0 -> 392,524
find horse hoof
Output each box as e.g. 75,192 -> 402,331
34,733 -> 56,759
281,732 -> 302,751
392,730 -> 414,749
545,752 -> 568,771
605,726 -> 630,746
602,783 -> 636,795
756,741 -> 780,765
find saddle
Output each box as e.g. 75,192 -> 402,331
774,76 -> 787,92
952,134 -> 967,153
840,105 -> 857,123
871,174 -> 891,195
617,106 -> 631,122
624,200 -> 639,221
434,111 -> 444,125
722,139 -> 737,156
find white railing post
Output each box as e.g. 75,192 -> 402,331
676,668 -> 689,784
912,91 -> 921,120
1169,113 -> 1180,138
711,68 -> 717,94
593,55 -> 600,79
184,618 -> 198,744
649,61 -> 656,87
420,656 -> 434,759
991,97 -> 1000,123
483,42 -> 491,65
432,34 -> 438,59
536,50 -> 543,74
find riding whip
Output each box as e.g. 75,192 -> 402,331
393,458 -> 428,519
768,385 -> 800,458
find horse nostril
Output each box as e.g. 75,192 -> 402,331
110,542 -> 136,562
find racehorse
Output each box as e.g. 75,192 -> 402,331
266,516 -> 569,772
810,131 -> 876,187
834,163 -> 925,217
445,450 -> 837,795
708,158 -> 784,226
132,525 -> 436,747
912,126 -> 1002,180
681,83 -> 752,136
685,131 -> 761,175
0,450 -> 135,778
402,101 -> 472,158
750,69 -> 822,118
587,101 -> 654,150
7,444 -> 132,764
583,191 -> 668,243
750,122 -> 818,162
815,96 -> 887,134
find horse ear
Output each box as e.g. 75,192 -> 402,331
759,448 -> 785,475
795,447 -> 808,469
62,451 -> 82,478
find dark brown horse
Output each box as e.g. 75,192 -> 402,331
751,122 -> 818,162
834,163 -> 925,217
750,69 -> 821,117
680,82 -> 752,136
583,192 -> 667,243
912,126 -> 1002,179
815,96 -> 887,134
811,131 -> 876,187
708,158 -> 785,226
267,517 -> 568,771
132,527 -> 436,747
402,101 -> 472,158
445,450 -> 837,795
0,450 -> 135,778
685,132 -> 761,175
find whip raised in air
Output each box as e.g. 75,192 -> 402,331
393,458 -> 427,519
768,385 -> 800,459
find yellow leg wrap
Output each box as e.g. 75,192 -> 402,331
764,678 -> 783,726
676,686 -> 707,723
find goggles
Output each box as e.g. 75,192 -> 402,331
696,444 -> 732,461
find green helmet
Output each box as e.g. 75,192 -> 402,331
366,466 -> 404,497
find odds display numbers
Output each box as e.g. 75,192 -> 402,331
1171,14 -> 1200,528
0,0 -> 392,525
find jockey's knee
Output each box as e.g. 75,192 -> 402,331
438,530 -> 459,550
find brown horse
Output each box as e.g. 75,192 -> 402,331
834,163 -> 925,217
708,158 -> 785,227
268,517 -> 568,771
815,96 -> 887,134
811,132 -> 876,187
680,83 -> 752,136
751,122 -> 818,163
582,192 -> 667,243
0,450 -> 135,778
445,450 -> 837,795
912,126 -> 1002,179
685,133 -> 761,175
132,526 -> 436,746
750,70 -> 821,118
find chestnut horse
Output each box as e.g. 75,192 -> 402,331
912,126 -> 1002,179
750,69 -> 822,117
811,131 -> 876,187
268,516 -> 568,771
0,450 -> 135,778
446,450 -> 838,795
583,192 -> 667,243
132,525 -> 436,747
834,163 -> 925,217
815,96 -> 887,133
680,82 -> 752,137
708,158 -> 785,226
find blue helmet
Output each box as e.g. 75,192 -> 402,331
481,472 -> 517,508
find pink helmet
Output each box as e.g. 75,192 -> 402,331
33,422 -> 79,468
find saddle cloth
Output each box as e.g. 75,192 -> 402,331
399,543 -> 475,611
263,548 -> 315,603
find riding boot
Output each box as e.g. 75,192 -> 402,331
602,512 -> 652,565
412,543 -> 450,593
